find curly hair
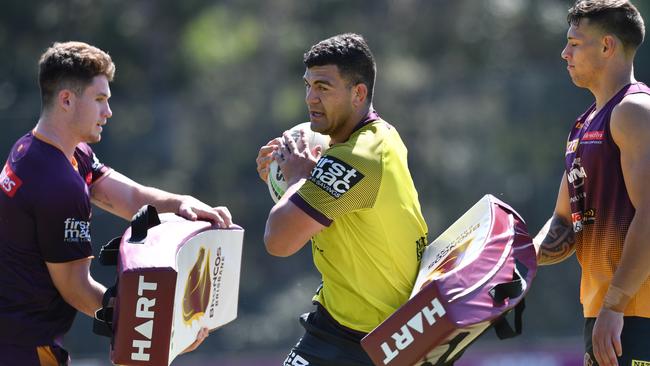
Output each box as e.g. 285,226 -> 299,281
38,41 -> 115,109
568,0 -> 645,53
304,33 -> 376,104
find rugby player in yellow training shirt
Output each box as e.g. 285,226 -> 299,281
256,33 -> 428,366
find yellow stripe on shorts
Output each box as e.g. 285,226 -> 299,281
36,346 -> 59,366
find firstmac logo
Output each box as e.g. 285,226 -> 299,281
309,156 -> 364,198
64,218 -> 91,243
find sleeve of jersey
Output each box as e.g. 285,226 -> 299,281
289,146 -> 381,226
79,143 -> 110,183
35,183 -> 93,263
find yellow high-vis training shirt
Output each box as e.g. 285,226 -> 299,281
290,117 -> 428,333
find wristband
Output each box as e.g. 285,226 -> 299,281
602,285 -> 631,313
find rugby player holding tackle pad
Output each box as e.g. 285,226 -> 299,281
0,41 -> 232,365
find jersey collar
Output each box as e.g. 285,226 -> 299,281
351,109 -> 380,135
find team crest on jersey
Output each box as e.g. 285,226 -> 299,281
309,156 -> 364,198
64,218 -> 91,243
566,139 -> 579,155
1,163 -> 23,198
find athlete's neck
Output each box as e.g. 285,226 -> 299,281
330,105 -> 371,145
33,115 -> 79,161
590,63 -> 636,111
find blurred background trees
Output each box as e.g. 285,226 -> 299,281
2,0 -> 649,364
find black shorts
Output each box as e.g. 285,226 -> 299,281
584,316 -> 650,366
283,305 -> 374,366
0,343 -> 69,366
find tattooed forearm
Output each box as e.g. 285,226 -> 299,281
534,216 -> 576,266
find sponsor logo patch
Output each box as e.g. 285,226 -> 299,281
309,156 -> 364,198
566,139 -> 579,155
572,212 -> 583,233
1,163 -> 23,198
64,218 -> 91,243
567,158 -> 587,188
416,236 -> 427,261
580,130 -> 604,145
633,360 -> 650,366
582,208 -> 596,224
582,130 -> 604,141
91,153 -> 103,171
569,192 -> 586,203
571,208 -> 595,233
284,351 -> 310,366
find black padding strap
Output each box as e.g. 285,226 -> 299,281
128,204 -> 161,243
98,236 -> 122,266
432,331 -> 469,366
93,285 -> 117,338
489,258 -> 529,340
489,258 -> 528,303
492,298 -> 525,339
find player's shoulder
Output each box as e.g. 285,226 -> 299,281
16,140 -> 83,185
322,121 -> 399,183
329,120 -> 393,160
612,92 -> 650,126
611,91 -> 650,144
619,89 -> 650,106
10,134 -> 61,174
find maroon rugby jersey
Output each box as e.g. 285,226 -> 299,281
565,82 -> 650,317
0,131 -> 109,345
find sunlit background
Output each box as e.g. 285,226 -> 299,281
2,0 -> 649,365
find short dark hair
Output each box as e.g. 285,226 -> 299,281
39,41 -> 115,110
568,0 -> 645,53
303,33 -> 376,104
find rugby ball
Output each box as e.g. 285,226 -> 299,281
267,122 -> 330,203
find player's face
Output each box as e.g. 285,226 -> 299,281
304,65 -> 356,142
70,75 -> 112,144
561,19 -> 607,89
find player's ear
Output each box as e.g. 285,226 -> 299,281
352,83 -> 368,107
58,89 -> 74,111
602,35 -> 616,57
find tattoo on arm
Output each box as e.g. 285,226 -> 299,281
537,216 -> 576,265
